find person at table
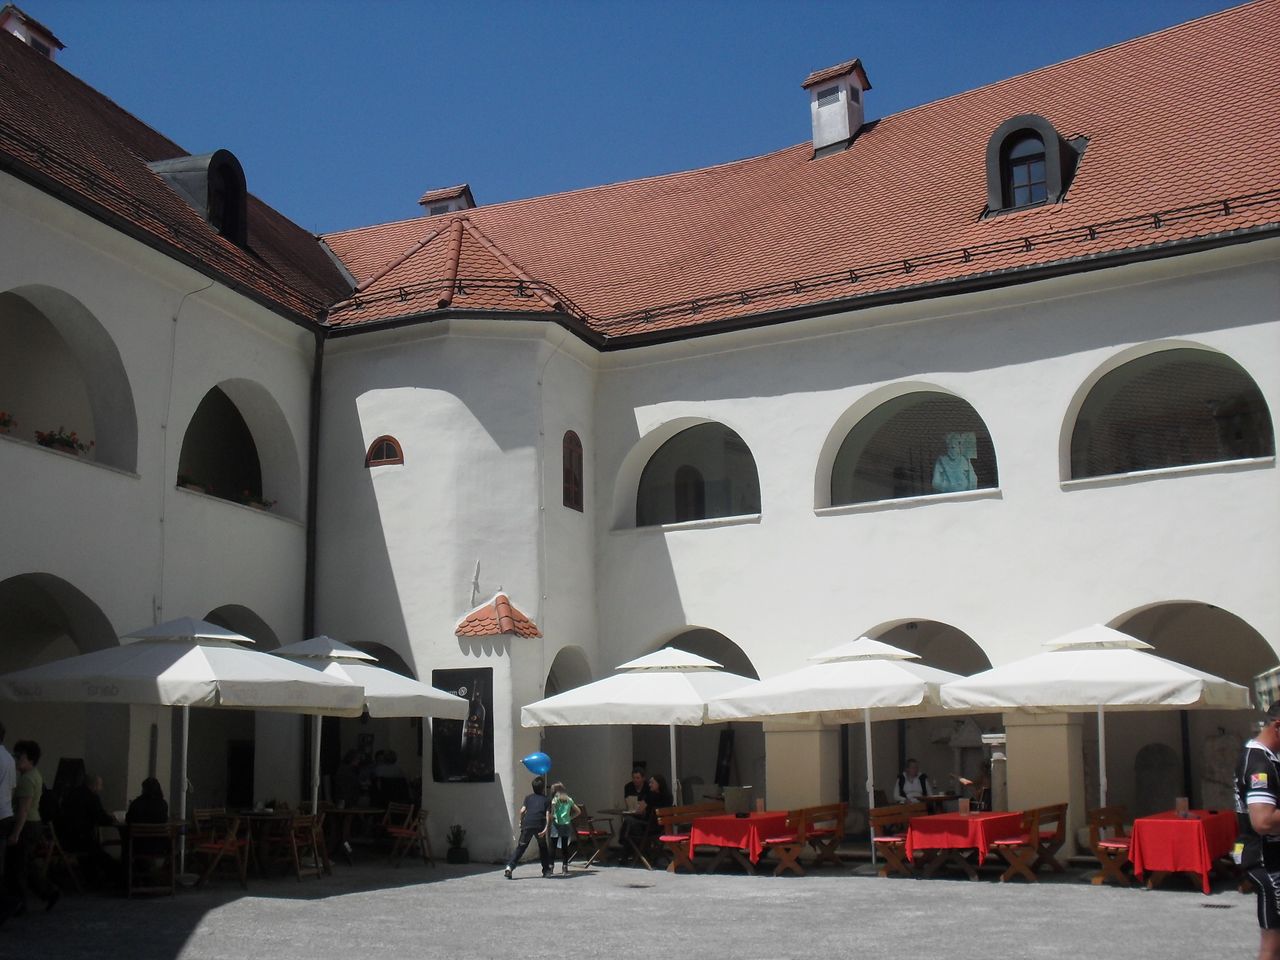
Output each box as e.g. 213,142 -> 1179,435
623,768 -> 648,810
956,761 -> 993,809
125,777 -> 170,857
893,759 -> 935,804
1235,699 -> 1280,960
4,739 -> 60,915
618,773 -> 673,857
55,771 -> 119,886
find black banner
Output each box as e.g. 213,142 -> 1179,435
431,667 -> 495,782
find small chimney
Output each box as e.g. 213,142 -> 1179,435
0,4 -> 64,60
417,183 -> 476,217
801,57 -> 871,158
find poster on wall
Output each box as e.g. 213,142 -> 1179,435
431,667 -> 494,783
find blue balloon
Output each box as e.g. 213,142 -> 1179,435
521,751 -> 552,776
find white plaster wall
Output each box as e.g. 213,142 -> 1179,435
0,173 -> 312,807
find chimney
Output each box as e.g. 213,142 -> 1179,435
0,4 -> 64,60
801,58 -> 871,158
417,183 -> 476,217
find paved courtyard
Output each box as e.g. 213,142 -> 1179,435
3,859 -> 1258,960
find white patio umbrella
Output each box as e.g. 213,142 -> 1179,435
273,635 -> 468,813
708,636 -> 963,861
520,647 -> 756,804
940,624 -> 1253,808
0,617 -> 365,869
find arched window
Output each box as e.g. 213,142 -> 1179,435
831,392 -> 997,505
562,430 -> 584,511
1070,348 -> 1273,479
636,423 -> 760,527
984,114 -> 1081,214
365,435 -> 404,467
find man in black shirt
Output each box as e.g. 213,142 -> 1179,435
503,776 -> 552,879
1236,700 -> 1280,960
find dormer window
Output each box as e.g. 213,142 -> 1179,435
146,149 -> 249,247
984,114 -> 1084,215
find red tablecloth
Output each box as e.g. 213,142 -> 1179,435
906,811 -> 1023,864
1129,809 -> 1237,893
689,812 -> 790,864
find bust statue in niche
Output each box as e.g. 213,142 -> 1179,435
932,431 -> 978,493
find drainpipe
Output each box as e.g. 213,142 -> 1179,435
301,327 -> 325,801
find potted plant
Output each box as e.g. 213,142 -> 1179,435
0,411 -> 14,434
34,426 -> 93,455
240,490 -> 276,511
445,823 -> 469,864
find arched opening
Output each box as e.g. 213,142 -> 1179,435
179,605 -> 282,810
365,435 -> 403,467
1069,347 -> 1273,479
0,574 -> 131,810
540,646 -> 605,810
631,629 -> 764,805
831,391 -> 997,505
856,620 -> 997,810
635,423 -> 760,526
176,379 -> 303,518
1095,602 -> 1276,814
0,286 -> 138,471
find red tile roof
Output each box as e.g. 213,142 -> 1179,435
418,183 -> 474,207
323,0 -> 1280,344
0,29 -> 349,323
802,57 -> 870,91
455,593 -> 541,639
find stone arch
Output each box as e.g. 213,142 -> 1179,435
177,378 -> 303,518
612,416 -> 761,529
0,573 -> 129,809
0,285 -> 138,471
634,422 -> 761,527
545,644 -> 592,696
350,640 -> 415,678
821,384 -> 998,508
1061,341 -> 1273,480
863,618 -> 993,676
205,604 -> 280,650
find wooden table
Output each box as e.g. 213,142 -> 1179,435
1129,809 -> 1237,894
906,811 -> 1023,880
688,812 -> 790,874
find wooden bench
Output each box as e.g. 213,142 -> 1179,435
1087,805 -> 1132,886
869,802 -> 927,878
655,801 -> 725,873
758,802 -> 848,876
989,802 -> 1069,882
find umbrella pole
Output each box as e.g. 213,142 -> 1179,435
311,714 -> 322,814
865,707 -> 876,866
1097,704 -> 1108,809
669,724 -> 680,805
178,704 -> 189,874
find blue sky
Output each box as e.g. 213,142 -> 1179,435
34,0 -> 1241,234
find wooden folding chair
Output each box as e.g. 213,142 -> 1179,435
190,807 -> 226,847
381,802 -> 415,843
193,814 -> 249,889
572,806 -> 614,868
869,802 -> 925,878
990,808 -> 1040,882
126,823 -> 176,897
388,808 -> 436,867
1088,805 -> 1132,886
1033,803 -> 1069,873
37,822 -> 83,894
269,814 -> 323,881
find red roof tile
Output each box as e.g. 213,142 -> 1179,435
0,29 -> 349,322
418,183 -> 474,207
455,593 -> 541,639
802,57 -> 870,91
323,0 -> 1280,343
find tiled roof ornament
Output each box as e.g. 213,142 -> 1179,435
418,183 -> 476,216
801,57 -> 872,158
456,593 -> 542,639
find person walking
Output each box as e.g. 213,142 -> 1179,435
5,740 -> 60,915
503,775 -> 552,879
548,781 -> 581,875
1237,701 -> 1280,960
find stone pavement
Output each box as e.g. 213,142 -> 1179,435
2,859 -> 1257,960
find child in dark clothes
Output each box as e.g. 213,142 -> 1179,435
503,776 -> 552,878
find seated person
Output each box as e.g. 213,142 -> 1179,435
126,777 -> 170,855
56,772 -> 119,882
623,768 -> 648,811
618,774 -> 673,854
892,759 -> 934,804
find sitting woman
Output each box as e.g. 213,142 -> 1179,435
126,777 -> 170,855
618,774 -> 673,858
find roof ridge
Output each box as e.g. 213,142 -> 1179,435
460,219 -> 563,312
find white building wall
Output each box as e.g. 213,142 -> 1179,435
0,172 -> 312,810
